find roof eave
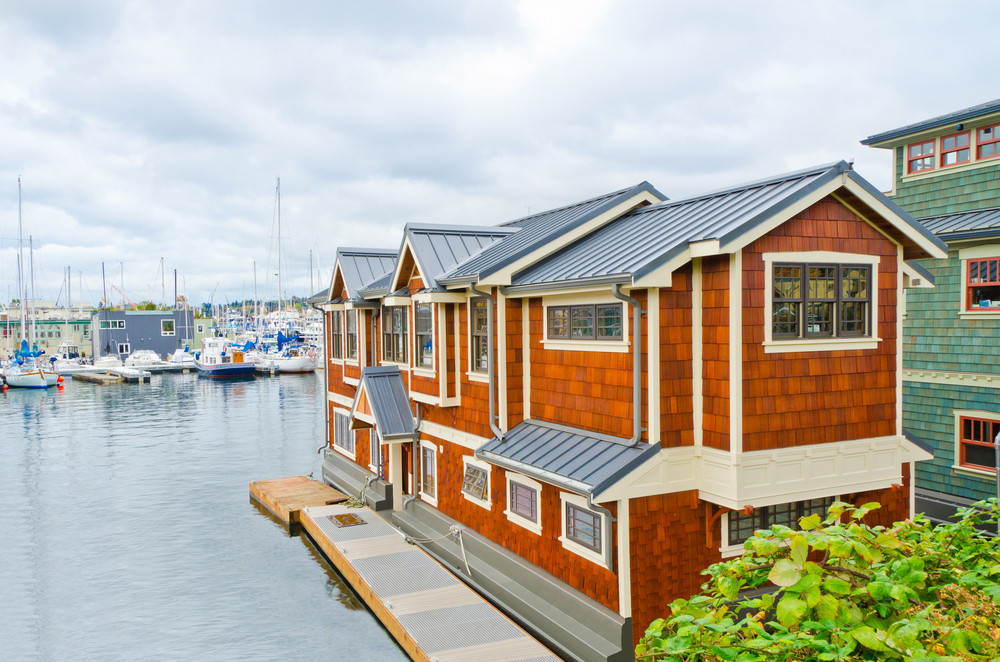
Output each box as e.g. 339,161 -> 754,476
501,274 -> 632,297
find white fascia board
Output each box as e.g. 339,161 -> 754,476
902,262 -> 935,289
412,291 -> 467,303
329,258 -> 346,301
840,178 -> 948,260
478,191 -> 663,287
688,239 -> 721,257
388,236 -> 422,294
382,296 -> 412,307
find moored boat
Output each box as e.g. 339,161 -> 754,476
195,337 -> 256,378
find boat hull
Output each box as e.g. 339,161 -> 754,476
255,355 -> 317,373
195,361 -> 256,378
4,368 -> 59,388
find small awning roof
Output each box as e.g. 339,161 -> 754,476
476,419 -> 659,498
903,428 -> 934,461
350,366 -> 416,440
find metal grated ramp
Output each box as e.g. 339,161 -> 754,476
302,504 -> 560,662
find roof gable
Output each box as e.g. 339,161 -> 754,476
388,224 -> 516,292
329,248 -> 397,302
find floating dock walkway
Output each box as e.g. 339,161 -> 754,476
251,477 -> 560,662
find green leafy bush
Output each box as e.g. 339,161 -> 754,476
636,500 -> 1000,661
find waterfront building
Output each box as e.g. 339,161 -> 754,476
91,309 -> 197,360
2,302 -> 93,358
317,162 -> 945,661
862,99 -> 1000,523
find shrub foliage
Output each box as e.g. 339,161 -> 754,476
636,500 -> 1000,661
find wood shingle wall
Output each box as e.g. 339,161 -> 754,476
702,255 -> 730,450
660,266 -> 694,448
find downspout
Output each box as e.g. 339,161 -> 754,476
612,284 -> 645,448
469,284 -> 503,442
370,307 -> 380,367
403,403 -> 422,510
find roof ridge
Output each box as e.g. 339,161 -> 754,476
496,182 -> 656,227
405,222 -> 518,235
338,247 -> 398,255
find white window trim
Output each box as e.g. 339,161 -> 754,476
718,513 -> 745,559
412,367 -> 436,379
762,251 -> 881,353
368,433 -> 379,474
413,301 -> 436,375
332,407 -> 356,460
467,294 -> 490,377
952,409 -> 1000,477
540,291 -> 630,353
504,473 -> 543,535
558,492 -> 608,569
381,360 -> 410,371
461,455 -> 492,511
161,321 -> 176,336
419,439 -> 439,507
957,245 -> 1000,319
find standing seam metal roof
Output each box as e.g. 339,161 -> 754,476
914,206 -> 1000,240
861,98 -> 1000,145
511,162 -> 844,287
439,182 -> 667,283
352,366 -> 415,439
337,248 -> 398,300
403,224 -> 516,290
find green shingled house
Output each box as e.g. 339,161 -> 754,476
862,99 -> 1000,523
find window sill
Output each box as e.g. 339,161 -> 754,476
762,337 -> 881,354
344,375 -> 359,387
420,491 -> 439,508
381,360 -> 410,371
558,535 -> 609,569
719,542 -> 746,559
504,509 -> 542,535
466,371 -> 489,383
462,491 -> 491,511
344,359 -> 360,367
541,339 -> 629,353
332,445 -> 356,461
958,310 -> 1000,320
412,367 -> 436,379
952,464 -> 996,479
330,358 -> 344,366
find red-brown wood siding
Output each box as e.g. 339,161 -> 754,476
660,267 -> 694,448
742,198 -> 898,451
408,276 -> 424,296
702,256 -> 730,451
419,434 -> 619,610
505,297 -> 524,430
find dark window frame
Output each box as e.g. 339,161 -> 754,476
958,415 -> 999,474
565,503 -> 602,553
728,497 -> 834,546
967,258 -> 1000,310
978,123 -> 1000,160
382,306 -> 408,364
907,139 -> 935,173
330,311 -> 343,359
546,303 -> 624,341
772,263 -> 872,340
415,303 -> 433,368
509,480 -> 538,523
940,130 -> 971,168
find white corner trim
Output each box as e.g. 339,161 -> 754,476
616,497 -> 631,618
523,298 -> 531,420
461,455 -> 492,511
692,258 -> 704,448
418,420 -> 492,450
503,473 -> 543,535
558,492 -> 610,570
718,513 -> 745,559
647,287 -> 660,445
498,290 -> 508,432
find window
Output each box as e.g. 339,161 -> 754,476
977,124 -> 1000,160
565,503 -> 601,552
345,310 -> 358,360
197,324 -> 205,333
382,306 -> 407,363
728,497 -> 834,546
116,342 -> 130,354
467,299 -> 488,372
967,258 -> 1000,309
462,464 -> 488,500
546,304 -> 624,340
940,131 -> 971,167
420,445 -> 436,498
415,303 -> 433,368
161,320 -> 175,336
958,415 -> 999,473
334,411 -> 354,454
907,140 -> 935,173
99,320 -> 125,330
509,481 -> 537,523
331,312 -> 343,359
772,263 -> 871,339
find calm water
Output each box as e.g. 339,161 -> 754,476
0,372 -> 408,662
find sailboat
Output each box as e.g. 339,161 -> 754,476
2,178 -> 59,388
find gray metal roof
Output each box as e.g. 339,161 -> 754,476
903,428 -> 934,458
475,419 -> 659,497
404,224 -> 517,291
510,162 -> 846,288
357,271 -> 394,298
861,98 -> 1000,146
305,288 -> 329,304
915,206 -> 1000,241
336,248 -> 398,300
438,182 -> 667,285
905,261 -> 935,285
352,366 -> 415,440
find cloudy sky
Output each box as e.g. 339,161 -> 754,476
0,1 -> 997,308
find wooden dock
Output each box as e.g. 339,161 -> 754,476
249,475 -> 348,523
72,372 -> 125,385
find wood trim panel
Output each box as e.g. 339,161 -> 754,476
701,255 -> 730,451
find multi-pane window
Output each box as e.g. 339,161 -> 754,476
907,140 -> 935,173
967,258 -> 1000,309
161,320 -> 175,336
772,263 -> 871,340
334,411 -> 354,453
420,446 -> 436,497
546,304 -> 624,340
940,131 -> 971,167
461,464 -> 488,500
958,416 -> 999,473
99,320 -> 125,329
509,481 -> 537,522
471,299 -> 488,372
566,503 -> 601,552
415,303 -> 433,368
728,497 -> 833,546
331,312 -> 343,359
117,342 -> 130,354
345,310 -> 358,359
382,306 -> 408,363
978,124 -> 1000,160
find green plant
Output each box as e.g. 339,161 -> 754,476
636,500 -> 1000,661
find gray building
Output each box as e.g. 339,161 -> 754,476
91,309 -> 196,360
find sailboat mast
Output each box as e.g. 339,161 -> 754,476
17,178 -> 25,343
65,266 -> 70,349
276,177 -> 282,321
161,257 -> 165,309
29,235 -> 36,347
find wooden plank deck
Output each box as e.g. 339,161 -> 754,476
72,372 -> 125,384
249,476 -> 348,524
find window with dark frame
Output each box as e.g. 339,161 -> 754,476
334,411 -> 355,453
509,481 -> 537,522
415,303 -> 433,368
907,139 -> 935,173
461,464 -> 488,500
940,131 -> 971,167
728,497 -> 834,546
345,310 -> 358,359
546,304 -> 624,341
958,415 -> 999,473
967,258 -> 1000,309
421,446 -> 436,497
565,503 -> 601,552
382,306 -> 408,363
331,312 -> 343,359
978,124 -> 1000,160
161,320 -> 175,336
772,263 -> 871,340
471,299 -> 488,372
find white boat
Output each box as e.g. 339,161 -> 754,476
124,349 -> 165,367
94,355 -> 123,369
254,344 -> 317,373
168,348 -> 196,367
195,337 -> 256,378
3,362 -> 60,388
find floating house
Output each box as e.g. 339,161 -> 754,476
862,99 -> 1000,523
317,162 -> 946,662
91,309 -> 197,360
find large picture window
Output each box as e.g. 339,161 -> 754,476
772,263 -> 871,340
383,306 -> 408,363
546,304 -> 623,340
471,299 -> 488,372
331,311 -> 343,359
415,303 -> 433,368
958,415 -> 999,473
967,258 -> 1000,309
345,310 -> 358,360
728,497 -> 833,546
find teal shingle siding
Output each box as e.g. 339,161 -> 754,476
893,145 -> 1000,219
903,381 -> 998,501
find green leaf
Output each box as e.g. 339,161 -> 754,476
706,645 -> 739,661
815,594 -> 839,620
768,559 -> 802,587
789,534 -> 809,565
718,576 -> 740,601
829,538 -> 853,558
867,581 -> 892,601
889,584 -> 912,604
851,626 -> 889,652
775,597 -> 808,628
823,578 -> 852,596
804,586 -> 822,608
750,537 -> 779,556
799,513 -> 822,530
